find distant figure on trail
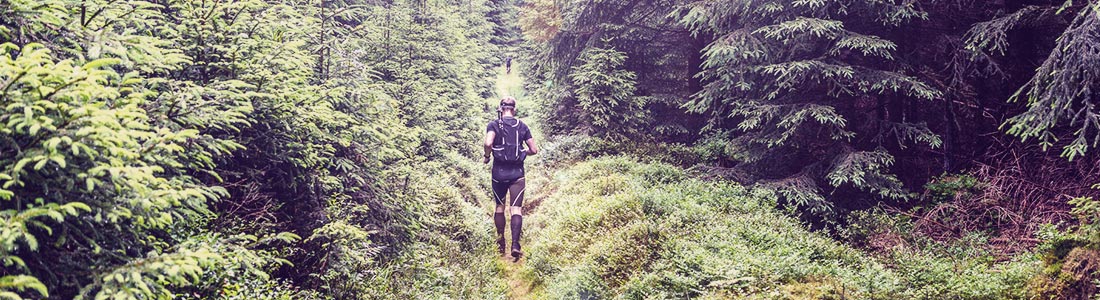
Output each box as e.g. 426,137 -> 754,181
505,56 -> 512,74
483,96 -> 538,261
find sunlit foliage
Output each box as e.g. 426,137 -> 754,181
1,0 -> 513,298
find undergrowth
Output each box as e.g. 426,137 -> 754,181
522,156 -> 1041,299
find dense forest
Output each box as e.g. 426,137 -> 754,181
1,0 -> 1099,299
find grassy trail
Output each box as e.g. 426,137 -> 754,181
502,256 -> 534,300
494,62 -> 525,100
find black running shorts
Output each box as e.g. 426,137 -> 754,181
491,177 -> 526,207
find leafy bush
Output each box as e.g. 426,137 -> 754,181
1030,184 -> 1100,298
1069,190 -> 1100,247
537,134 -> 702,169
924,173 -> 984,203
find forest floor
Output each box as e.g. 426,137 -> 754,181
502,255 -> 534,300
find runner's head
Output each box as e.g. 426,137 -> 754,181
499,97 -> 517,115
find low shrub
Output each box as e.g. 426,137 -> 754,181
524,157 -> 1041,299
537,134 -> 702,168
924,173 -> 983,203
1030,189 -> 1100,299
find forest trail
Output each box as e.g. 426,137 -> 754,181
492,62 -> 540,300
502,256 -> 534,300
494,61 -> 525,100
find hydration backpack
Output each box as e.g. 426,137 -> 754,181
492,118 -> 527,164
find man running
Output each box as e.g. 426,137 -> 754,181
482,96 -> 538,261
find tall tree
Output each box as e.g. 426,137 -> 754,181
521,0 -> 703,141
995,3 -> 1100,160
677,0 -> 941,213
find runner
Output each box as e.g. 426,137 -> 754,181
482,96 -> 538,261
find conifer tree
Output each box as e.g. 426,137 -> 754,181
569,47 -> 648,140
996,3 -> 1100,160
677,0 -> 942,213
521,0 -> 703,140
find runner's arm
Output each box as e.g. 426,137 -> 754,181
483,131 -> 495,163
525,138 -> 539,155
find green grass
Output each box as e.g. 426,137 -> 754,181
519,156 -> 1041,299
